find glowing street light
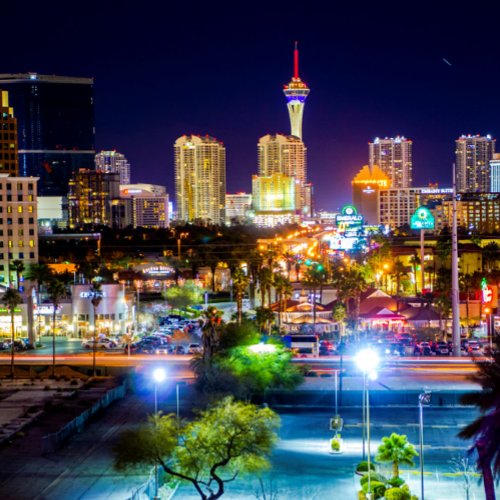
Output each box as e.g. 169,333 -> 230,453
248,342 -> 276,354
355,349 -> 380,500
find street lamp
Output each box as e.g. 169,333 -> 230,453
355,348 -> 380,500
152,367 -> 166,500
419,389 -> 432,500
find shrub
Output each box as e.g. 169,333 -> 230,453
361,480 -> 386,499
331,438 -> 341,451
384,484 -> 413,500
356,461 -> 376,473
360,472 -> 388,486
387,476 -> 405,488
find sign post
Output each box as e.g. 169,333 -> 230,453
410,207 -> 435,293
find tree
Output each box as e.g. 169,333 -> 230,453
25,263 -> 53,343
255,306 -> 274,334
232,268 -> 249,325
482,242 -> 500,273
114,397 -> 280,500
273,274 -> 293,332
200,306 -> 224,365
2,288 -> 23,378
258,267 -> 274,307
409,254 -> 421,296
459,339 -> 500,500
303,264 -> 327,332
89,280 -> 103,377
47,278 -> 66,378
333,303 -> 347,339
10,259 -> 25,291
164,280 -> 203,312
391,259 -> 408,297
375,433 -> 418,479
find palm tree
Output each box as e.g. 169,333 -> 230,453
89,280 -> 103,377
258,267 -> 274,307
25,263 -> 53,343
201,306 -> 223,364
303,265 -> 326,333
255,306 -> 275,334
409,254 -> 421,296
274,274 -> 293,333
47,278 -> 67,378
2,288 -> 23,378
459,340 -> 500,500
232,267 -> 249,325
333,303 -> 347,340
391,259 -> 408,296
10,259 -> 25,291
375,432 -> 418,479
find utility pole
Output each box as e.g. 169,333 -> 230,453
451,163 -> 461,356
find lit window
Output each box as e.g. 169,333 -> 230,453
17,206 -> 22,213
29,240 -> 34,248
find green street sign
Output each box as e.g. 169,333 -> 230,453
410,206 -> 435,230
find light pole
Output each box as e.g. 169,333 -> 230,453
419,389 -> 432,500
152,367 -> 166,500
356,348 -> 380,500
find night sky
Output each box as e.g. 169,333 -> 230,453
3,1 -> 500,210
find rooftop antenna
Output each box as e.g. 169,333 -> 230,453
294,41 -> 299,79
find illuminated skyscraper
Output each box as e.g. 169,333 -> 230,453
258,133 -> 308,215
174,135 -> 226,224
95,150 -> 131,185
369,136 -> 412,188
0,73 -> 95,196
351,165 -> 390,224
0,90 -> 18,176
283,42 -> 310,140
455,134 -> 495,193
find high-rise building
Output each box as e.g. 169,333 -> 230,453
369,136 -> 413,188
68,170 -> 120,228
174,135 -> 226,224
0,73 -> 95,196
456,134 -> 496,193
0,175 -> 38,285
283,42 -> 310,140
490,153 -> 500,192
0,91 -> 19,176
252,173 -> 295,227
119,184 -> 169,229
258,134 -> 308,215
225,193 -> 252,224
351,165 -> 390,224
95,150 -> 131,185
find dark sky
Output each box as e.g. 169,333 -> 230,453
3,1 -> 500,210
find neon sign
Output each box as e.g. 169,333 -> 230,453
481,277 -> 493,304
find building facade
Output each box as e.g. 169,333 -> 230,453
225,193 -> 252,224
283,43 -> 310,141
0,91 -> 18,176
68,170 -> 120,228
456,134 -> 495,193
258,134 -> 308,215
95,150 -> 131,185
174,135 -> 226,225
119,184 -> 169,228
490,153 -> 500,192
0,73 -> 95,196
0,175 -> 38,286
351,165 -> 390,225
369,136 -> 413,188
252,173 -> 295,226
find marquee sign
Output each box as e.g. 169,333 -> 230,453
481,277 -> 498,308
336,205 -> 364,228
410,206 -> 435,230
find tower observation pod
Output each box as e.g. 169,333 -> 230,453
283,42 -> 310,140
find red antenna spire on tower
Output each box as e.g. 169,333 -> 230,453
294,41 -> 299,79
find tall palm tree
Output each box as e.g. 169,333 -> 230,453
10,259 -> 25,291
232,267 -> 249,325
409,254 -> 421,296
258,267 -> 274,307
459,340 -> 500,500
47,278 -> 67,378
89,280 -> 103,376
391,259 -> 408,297
303,265 -> 326,333
274,274 -> 293,333
375,432 -> 419,479
2,288 -> 22,378
201,306 -> 223,364
25,263 -> 53,343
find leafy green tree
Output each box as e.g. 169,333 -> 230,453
164,280 -> 203,312
333,303 -> 347,339
232,268 -> 249,325
47,278 -> 67,378
482,242 -> 500,273
459,340 -> 500,500
114,397 -> 280,500
2,288 -> 22,378
375,433 -> 418,479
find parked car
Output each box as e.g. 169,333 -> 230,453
82,338 -> 117,349
188,343 -> 202,354
466,340 -> 482,355
173,345 -> 187,355
418,342 -> 433,356
434,342 -> 450,356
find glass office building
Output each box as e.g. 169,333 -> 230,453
0,73 -> 95,196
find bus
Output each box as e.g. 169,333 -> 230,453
283,335 -> 319,358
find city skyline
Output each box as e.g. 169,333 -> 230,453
3,2 -> 500,210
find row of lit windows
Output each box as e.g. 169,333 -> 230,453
0,240 -> 36,248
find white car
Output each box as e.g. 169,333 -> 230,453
188,343 -> 203,354
81,338 -> 117,350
